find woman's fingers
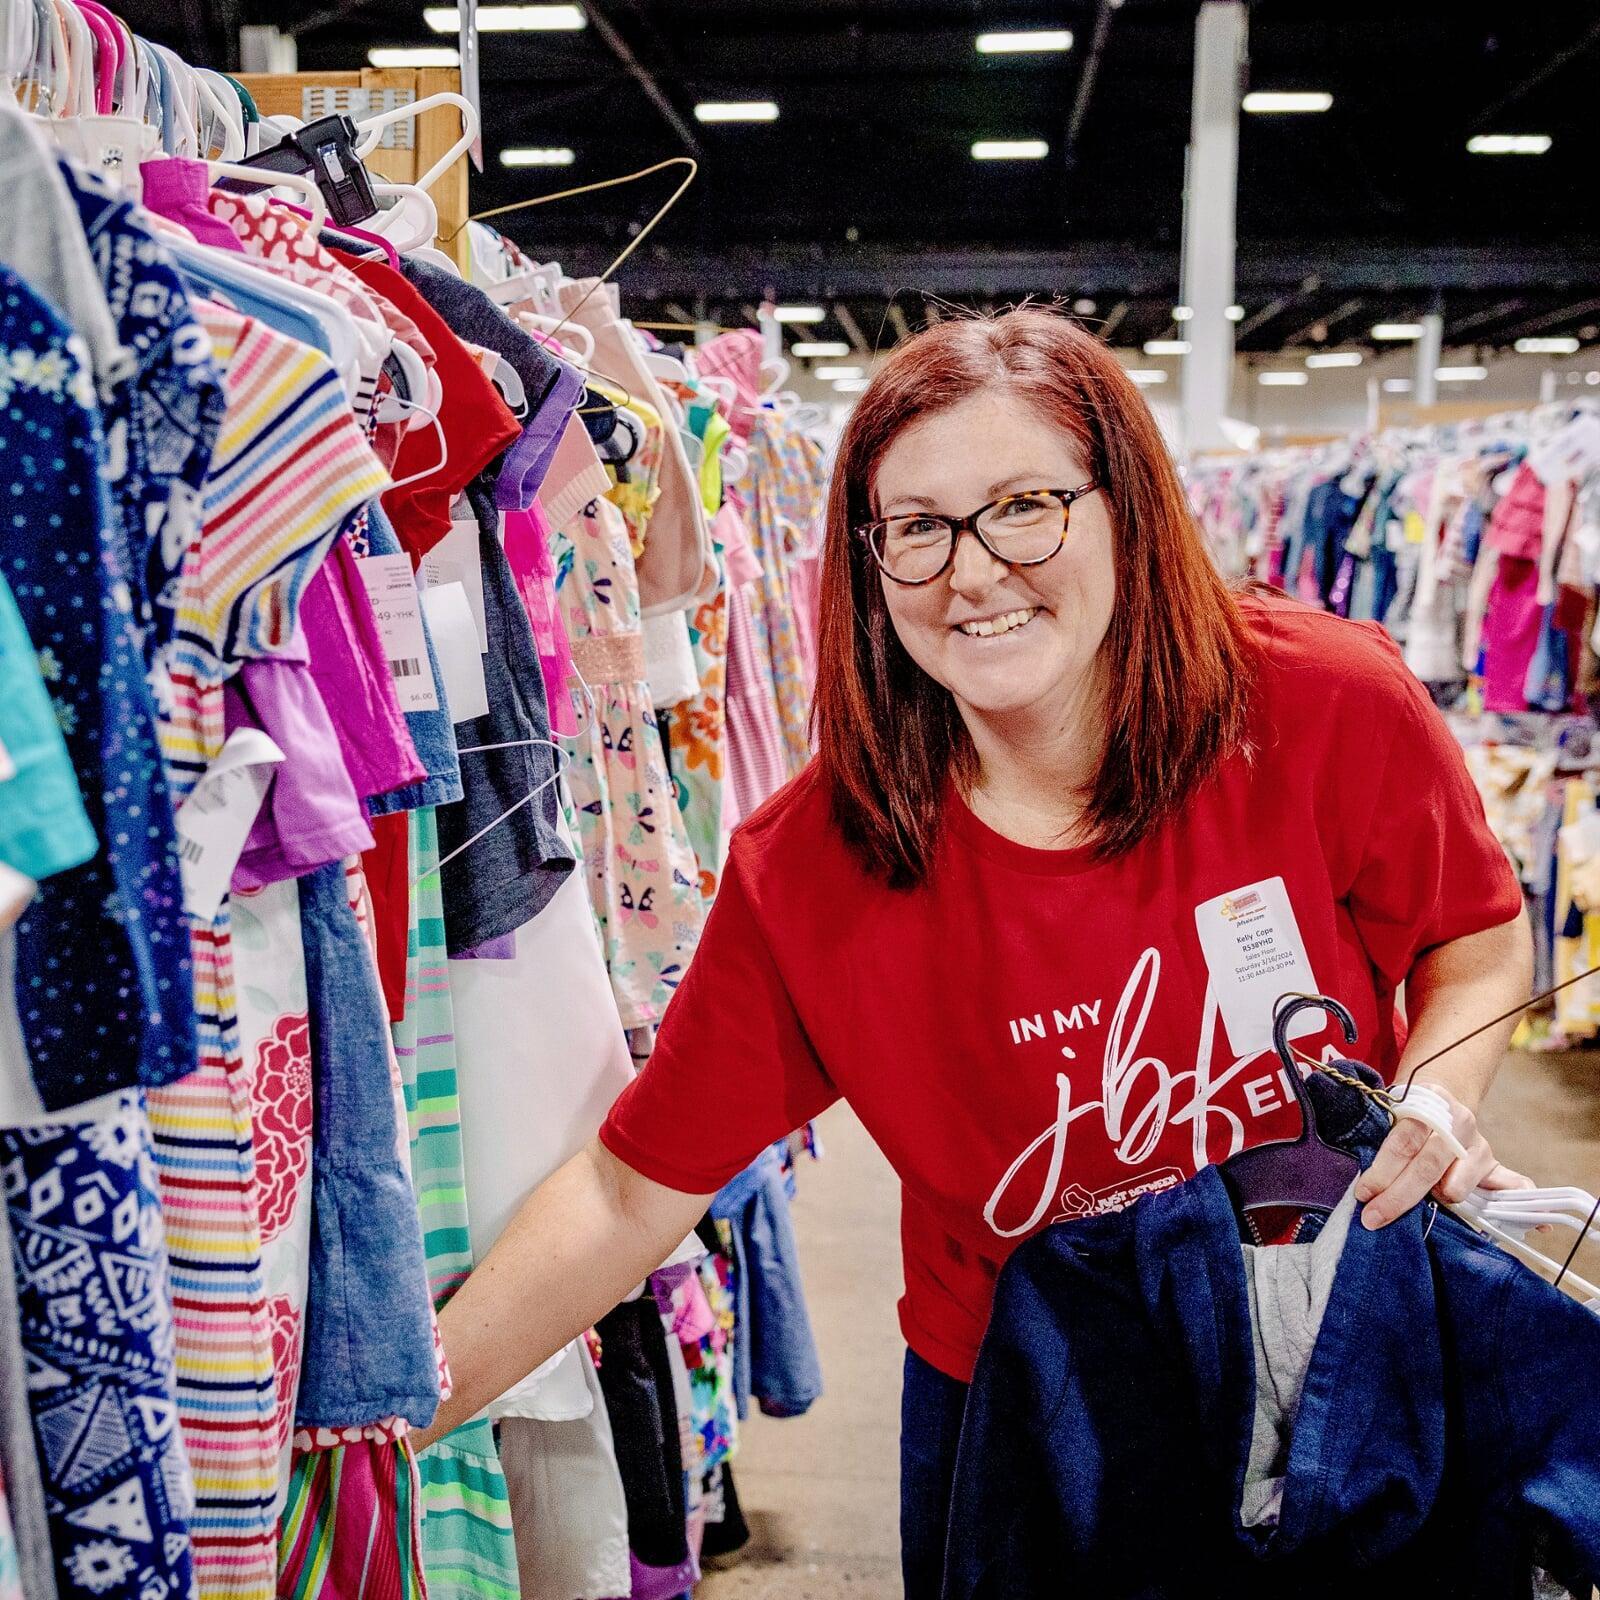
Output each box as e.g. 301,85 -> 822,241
1357,1121 -> 1459,1228
1432,1133 -> 1499,1204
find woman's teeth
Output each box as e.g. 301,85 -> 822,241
958,608 -> 1039,638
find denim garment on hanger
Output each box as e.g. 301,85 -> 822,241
293,861 -> 439,1429
946,1069 -> 1600,1600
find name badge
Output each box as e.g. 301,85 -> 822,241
1193,876 -> 1322,1058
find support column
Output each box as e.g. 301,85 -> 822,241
1413,312 -> 1443,407
1179,1 -> 1246,452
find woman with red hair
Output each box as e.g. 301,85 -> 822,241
417,308 -> 1532,1594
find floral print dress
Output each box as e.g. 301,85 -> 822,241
550,494 -> 704,1028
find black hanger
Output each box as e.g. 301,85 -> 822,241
1217,994 -> 1362,1221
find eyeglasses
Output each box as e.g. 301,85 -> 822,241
854,483 -> 1102,586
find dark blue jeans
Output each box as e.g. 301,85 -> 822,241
900,1348 -> 970,1599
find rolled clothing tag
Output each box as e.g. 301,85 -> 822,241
1193,876 -> 1321,1059
421,581 -> 490,723
0,731 -> 15,783
357,551 -> 441,713
175,728 -> 286,924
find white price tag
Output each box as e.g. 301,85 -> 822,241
175,728 -> 285,924
1193,876 -> 1322,1058
421,581 -> 490,723
357,552 -> 440,713
421,514 -> 488,654
0,732 -> 15,783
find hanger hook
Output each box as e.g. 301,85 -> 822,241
1271,992 -> 1358,1077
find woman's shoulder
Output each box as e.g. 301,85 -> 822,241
1237,590 -> 1429,730
727,762 -> 852,877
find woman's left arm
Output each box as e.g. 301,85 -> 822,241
1355,908 -> 1535,1229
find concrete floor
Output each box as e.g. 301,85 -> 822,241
699,1048 -> 1600,1600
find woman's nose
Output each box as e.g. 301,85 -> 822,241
947,525 -> 1009,597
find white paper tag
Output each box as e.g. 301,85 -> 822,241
421,582 -> 490,723
175,728 -> 286,924
421,514 -> 488,654
357,553 -> 440,713
0,732 -> 15,783
1193,876 -> 1322,1058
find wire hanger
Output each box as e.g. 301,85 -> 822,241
447,155 -> 697,347
412,739 -> 569,888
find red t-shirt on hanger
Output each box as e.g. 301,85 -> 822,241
600,596 -> 1524,1382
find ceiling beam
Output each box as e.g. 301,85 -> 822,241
833,301 -> 872,356
1496,297 -> 1600,343
581,0 -> 705,158
1282,297 -> 1365,347
886,302 -> 912,344
1063,0 -> 1119,169
1444,298 -> 1528,341
572,242 -> 1600,300
1098,301 -> 1129,341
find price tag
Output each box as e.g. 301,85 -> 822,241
357,552 -> 441,713
0,732 -> 15,783
175,728 -> 285,924
421,581 -> 490,723
1193,876 -> 1321,1059
421,514 -> 488,653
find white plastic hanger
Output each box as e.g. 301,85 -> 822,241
1452,1192 -> 1600,1306
367,181 -> 439,253
352,90 -> 479,195
516,308 -> 594,367
206,160 -> 327,229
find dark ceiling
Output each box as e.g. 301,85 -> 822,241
118,1 -> 1600,358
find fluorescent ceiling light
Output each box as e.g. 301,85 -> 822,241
694,101 -> 779,123
1305,351 -> 1363,368
1467,134 -> 1551,155
1072,298 -> 1097,315
425,4 -> 584,29
1435,365 -> 1488,382
814,365 -> 864,381
972,139 -> 1049,160
772,305 -> 825,324
1516,336 -> 1580,355
1171,305 -> 1194,322
834,378 -> 870,394
976,29 -> 1073,53
1382,378 -> 1413,393
369,46 -> 459,66
1243,91 -> 1332,114
791,341 -> 850,359
1226,304 -> 1245,321
1588,371 -> 1600,386
1372,322 -> 1424,340
1258,371 -> 1309,386
500,147 -> 574,167
1126,369 -> 1168,385
1143,339 -> 1190,356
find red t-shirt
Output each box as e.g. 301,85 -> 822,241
599,597 -> 1523,1382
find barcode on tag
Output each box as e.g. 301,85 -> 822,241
178,836 -> 205,865
357,553 -> 440,713
390,656 -> 423,680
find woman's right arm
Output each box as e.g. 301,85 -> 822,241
411,1137 -> 714,1451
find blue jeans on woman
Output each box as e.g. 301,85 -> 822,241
901,1348 -> 970,1598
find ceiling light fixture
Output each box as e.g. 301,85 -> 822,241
1126,370 -> 1168,385
976,29 -> 1073,53
1305,351 -> 1363,368
1588,372 -> 1600,386
1516,336 -> 1580,355
1258,371 -> 1309,386
1171,305 -> 1194,322
772,305 -> 825,324
1242,91 -> 1333,114
971,139 -> 1049,160
1371,322 -> 1425,340
1072,298 -> 1097,315
814,366 -> 864,381
694,101 -> 779,123
834,378 -> 870,394
500,147 -> 575,167
425,4 -> 584,29
1467,134 -> 1551,155
1143,339 -> 1190,356
791,341 -> 851,359
1435,365 -> 1488,382
1382,378 -> 1413,393
368,46 -> 460,66
1226,304 -> 1245,321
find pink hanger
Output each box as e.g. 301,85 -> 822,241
281,201 -> 401,269
71,2 -> 118,116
